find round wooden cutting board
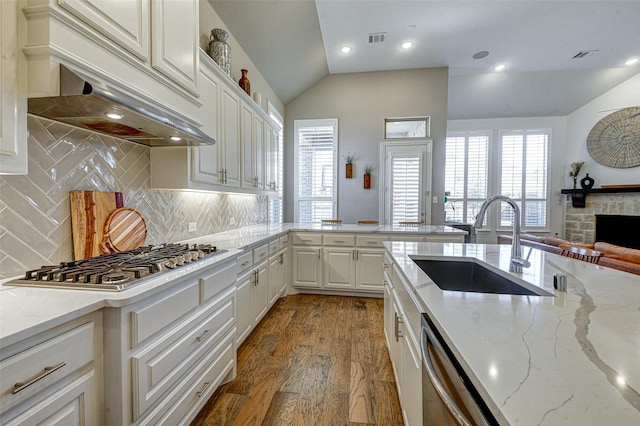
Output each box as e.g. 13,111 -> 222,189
101,207 -> 147,254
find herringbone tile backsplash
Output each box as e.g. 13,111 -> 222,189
0,116 -> 267,279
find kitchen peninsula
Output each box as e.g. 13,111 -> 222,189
385,241 -> 640,425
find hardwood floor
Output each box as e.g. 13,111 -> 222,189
191,294 -> 403,426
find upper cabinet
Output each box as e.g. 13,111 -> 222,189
23,0 -> 200,121
0,0 -> 28,175
151,51 -> 279,195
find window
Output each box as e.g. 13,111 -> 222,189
444,132 -> 489,223
294,119 -> 337,222
385,117 -> 430,139
499,130 -> 549,229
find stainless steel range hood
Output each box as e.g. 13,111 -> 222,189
28,66 -> 215,147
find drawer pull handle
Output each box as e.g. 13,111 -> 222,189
196,381 -> 212,398
12,362 -> 66,394
196,329 -> 211,342
333,240 -> 345,243
241,261 -> 250,267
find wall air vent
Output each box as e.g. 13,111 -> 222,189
573,50 -> 598,58
368,32 -> 387,44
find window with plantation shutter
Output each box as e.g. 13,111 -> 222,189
499,130 -> 549,229
391,154 -> 421,224
444,132 -> 489,223
294,119 -> 337,222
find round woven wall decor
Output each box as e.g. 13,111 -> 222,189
586,106 -> 640,168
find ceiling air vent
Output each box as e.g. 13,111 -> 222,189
368,32 -> 387,44
573,50 -> 598,59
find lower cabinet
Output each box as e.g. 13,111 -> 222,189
292,245 -> 323,289
383,252 -> 423,426
103,257 -> 237,425
0,312 -> 103,426
323,247 -> 356,289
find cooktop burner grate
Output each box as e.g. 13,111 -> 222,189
5,243 -> 227,291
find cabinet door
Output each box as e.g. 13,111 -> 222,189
240,104 -> 255,188
252,262 -> 269,324
58,0 -> 150,61
265,123 -> 279,192
150,0 -> 198,93
192,65 -> 221,185
253,114 -> 264,190
221,87 -> 240,187
402,331 -> 423,426
292,247 -> 322,288
323,248 -> 356,290
235,271 -> 253,345
268,254 -> 281,306
280,249 -> 289,294
355,248 -> 385,291
0,0 -> 28,175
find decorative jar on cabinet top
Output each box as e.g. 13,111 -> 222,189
208,29 -> 231,76
239,69 -> 251,96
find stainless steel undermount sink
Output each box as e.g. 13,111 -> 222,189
412,258 -> 554,297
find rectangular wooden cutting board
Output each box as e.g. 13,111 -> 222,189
70,190 -> 124,260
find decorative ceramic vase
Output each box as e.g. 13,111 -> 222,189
580,173 -> 595,189
208,29 -> 231,76
364,173 -> 371,189
239,69 -> 250,96
346,163 -> 353,178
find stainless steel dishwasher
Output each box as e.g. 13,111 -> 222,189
421,313 -> 498,426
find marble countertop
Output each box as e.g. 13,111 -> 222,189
1,223 -> 464,348
384,241 -> 640,425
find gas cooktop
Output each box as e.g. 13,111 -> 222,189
4,243 -> 227,291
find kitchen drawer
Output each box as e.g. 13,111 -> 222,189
269,239 -> 280,255
0,321 -> 95,414
236,251 -> 253,273
279,234 -> 289,246
253,243 -> 269,264
138,333 -> 235,425
324,234 -> 355,246
291,233 -> 322,246
356,235 -> 388,247
130,281 -> 199,347
131,288 -> 235,418
199,258 -> 236,303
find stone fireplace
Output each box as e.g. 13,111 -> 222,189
564,192 -> 640,246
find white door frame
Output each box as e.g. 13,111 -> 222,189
378,140 -> 433,225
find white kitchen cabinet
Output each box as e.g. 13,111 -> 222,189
383,252 -> 423,426
264,123 -> 279,192
0,312 -> 103,425
240,104 -> 265,189
102,257 -> 237,425
150,0 -> 199,94
252,260 -> 269,325
355,248 -> 386,291
235,269 -> 253,346
323,247 -> 356,290
0,0 -> 28,175
292,246 -> 323,289
57,0 -> 149,61
268,250 -> 286,305
220,85 -> 241,187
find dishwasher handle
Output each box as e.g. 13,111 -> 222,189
421,324 -> 472,426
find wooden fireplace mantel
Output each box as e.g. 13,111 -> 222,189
561,187 -> 640,208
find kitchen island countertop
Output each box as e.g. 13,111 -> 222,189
385,241 -> 640,425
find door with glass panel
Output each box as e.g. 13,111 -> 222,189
380,142 -> 432,225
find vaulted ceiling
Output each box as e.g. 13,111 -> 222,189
209,0 -> 640,119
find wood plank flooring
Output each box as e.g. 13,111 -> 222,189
191,294 -> 403,426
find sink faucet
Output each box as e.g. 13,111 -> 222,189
474,195 -> 530,273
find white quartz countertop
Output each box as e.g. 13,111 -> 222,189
385,241 -> 640,425
1,223 -> 463,348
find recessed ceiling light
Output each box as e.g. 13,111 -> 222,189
106,113 -> 123,120
401,41 -> 413,49
625,58 -> 639,66
170,136 -> 182,141
340,46 -> 351,54
494,64 -> 506,71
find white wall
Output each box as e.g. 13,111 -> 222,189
199,2 -> 284,116
447,117 -> 568,239
284,68 -> 449,224
564,72 -> 640,186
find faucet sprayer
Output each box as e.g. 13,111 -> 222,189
474,195 -> 531,273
